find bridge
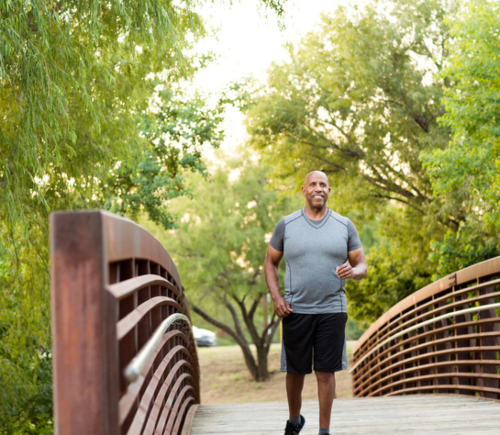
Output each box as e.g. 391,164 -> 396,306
50,211 -> 500,434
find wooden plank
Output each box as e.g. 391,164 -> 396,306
189,395 -> 500,435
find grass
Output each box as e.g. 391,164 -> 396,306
197,341 -> 355,404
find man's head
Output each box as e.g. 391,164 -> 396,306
302,171 -> 331,212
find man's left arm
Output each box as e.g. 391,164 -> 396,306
336,248 -> 367,281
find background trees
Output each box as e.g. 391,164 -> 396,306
246,0 -> 454,213
0,1 -> 285,432
0,1 -> 211,431
147,155 -> 301,381
422,0 -> 500,276
2,0 -> 500,429
243,0 -> 499,324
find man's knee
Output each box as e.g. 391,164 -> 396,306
315,371 -> 335,382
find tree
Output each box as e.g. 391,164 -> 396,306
422,0 -> 500,276
0,2 -> 211,432
0,1 -> 287,431
246,0 -> 456,223
148,155 -> 301,381
244,0 -> 457,323
1,0 -> 288,229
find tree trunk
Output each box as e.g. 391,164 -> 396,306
241,346 -> 260,381
192,303 -> 262,380
255,343 -> 269,382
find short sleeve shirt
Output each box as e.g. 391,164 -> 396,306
269,208 -> 363,314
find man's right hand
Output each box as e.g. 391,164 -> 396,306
272,295 -> 293,318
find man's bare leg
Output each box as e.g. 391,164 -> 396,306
286,373 -> 306,418
315,371 -> 335,429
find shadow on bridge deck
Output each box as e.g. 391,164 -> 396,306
186,395 -> 500,435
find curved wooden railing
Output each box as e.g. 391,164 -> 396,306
351,257 -> 500,401
50,211 -> 200,434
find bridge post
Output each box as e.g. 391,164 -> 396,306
50,212 -> 119,435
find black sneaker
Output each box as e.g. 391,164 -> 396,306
284,414 -> 306,435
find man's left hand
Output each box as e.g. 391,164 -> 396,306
336,248 -> 367,281
336,262 -> 354,279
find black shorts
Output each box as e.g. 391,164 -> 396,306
281,312 -> 348,374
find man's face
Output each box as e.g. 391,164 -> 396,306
302,172 -> 331,210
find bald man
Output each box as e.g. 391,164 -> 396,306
264,171 -> 367,435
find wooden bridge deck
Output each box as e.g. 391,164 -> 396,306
187,395 -> 500,435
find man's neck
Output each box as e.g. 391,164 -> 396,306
304,205 -> 329,221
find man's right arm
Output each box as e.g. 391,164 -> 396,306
264,244 -> 293,318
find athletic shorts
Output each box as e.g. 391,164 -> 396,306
280,312 -> 348,374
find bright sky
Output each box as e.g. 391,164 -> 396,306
192,0 -> 366,157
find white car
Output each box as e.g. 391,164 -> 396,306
192,326 -> 217,347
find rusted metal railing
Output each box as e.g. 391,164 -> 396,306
51,211 -> 200,435
351,257 -> 500,400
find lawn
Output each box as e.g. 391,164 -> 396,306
197,341 -> 355,404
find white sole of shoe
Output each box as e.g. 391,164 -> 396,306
299,418 -> 306,434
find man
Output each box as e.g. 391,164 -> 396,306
264,171 -> 367,435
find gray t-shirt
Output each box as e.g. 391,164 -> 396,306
270,208 -> 363,314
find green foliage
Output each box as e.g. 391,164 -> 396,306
346,204 -> 435,325
345,318 -> 365,341
0,231 -> 52,434
422,0 -> 500,277
1,1 -> 217,432
1,0 -> 207,229
246,0 -> 455,217
245,0 -> 459,324
105,91 -> 226,229
0,350 -> 53,435
429,226 -> 499,278
146,153 -> 301,380
158,160 -> 294,303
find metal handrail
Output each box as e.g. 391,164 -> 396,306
353,256 -> 500,357
124,313 -> 196,382
350,302 -> 500,373
357,278 -> 500,353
